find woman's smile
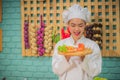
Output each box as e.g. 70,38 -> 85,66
74,31 -> 81,36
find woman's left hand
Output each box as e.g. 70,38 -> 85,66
65,55 -> 71,62
80,56 -> 85,61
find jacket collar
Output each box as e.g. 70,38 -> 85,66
69,35 -> 85,45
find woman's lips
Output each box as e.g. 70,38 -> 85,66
74,32 -> 81,36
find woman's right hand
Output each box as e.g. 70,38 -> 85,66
65,55 -> 71,62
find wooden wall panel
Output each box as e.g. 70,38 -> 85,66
21,0 -> 120,57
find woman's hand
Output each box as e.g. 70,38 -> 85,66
80,56 -> 85,61
65,55 -> 71,62
65,55 -> 85,62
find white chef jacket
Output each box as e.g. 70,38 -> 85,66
52,35 -> 102,80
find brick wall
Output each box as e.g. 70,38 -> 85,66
0,0 -> 120,80
100,58 -> 120,80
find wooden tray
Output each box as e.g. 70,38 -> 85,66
58,48 -> 92,56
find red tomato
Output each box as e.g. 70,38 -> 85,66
78,43 -> 85,51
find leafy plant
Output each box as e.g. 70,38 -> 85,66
52,33 -> 60,43
94,77 -> 108,80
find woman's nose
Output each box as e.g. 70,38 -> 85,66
75,27 -> 79,31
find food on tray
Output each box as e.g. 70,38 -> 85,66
58,43 -> 92,56
77,43 -> 85,51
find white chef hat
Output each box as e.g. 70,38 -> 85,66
62,4 -> 91,24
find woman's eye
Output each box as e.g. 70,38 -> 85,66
71,25 -> 75,27
79,25 -> 84,27
79,25 -> 82,27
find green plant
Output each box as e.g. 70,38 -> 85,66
52,33 -> 60,43
94,77 -> 108,80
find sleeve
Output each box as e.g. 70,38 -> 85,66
52,43 -> 75,76
80,43 -> 102,78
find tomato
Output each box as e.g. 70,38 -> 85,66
78,43 -> 85,51
77,47 -> 84,51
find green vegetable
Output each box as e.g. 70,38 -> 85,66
58,44 -> 67,52
94,77 -> 108,80
52,32 -> 60,43
54,35 -> 60,43
58,46 -> 62,51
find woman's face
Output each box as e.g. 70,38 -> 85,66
68,18 -> 86,41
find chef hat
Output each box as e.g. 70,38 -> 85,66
62,4 -> 91,24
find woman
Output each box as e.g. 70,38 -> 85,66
52,4 -> 102,80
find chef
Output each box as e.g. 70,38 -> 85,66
52,4 -> 102,80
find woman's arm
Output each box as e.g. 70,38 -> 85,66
52,43 -> 75,76
80,43 -> 102,78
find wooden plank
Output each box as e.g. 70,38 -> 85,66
44,0 -> 50,56
46,0 -> 50,26
40,0 -> 43,15
56,0 -> 61,35
118,0 -> 120,56
59,0 -> 63,39
115,0 -> 120,56
102,1 -> 109,56
100,0 -> 105,56
95,0 -> 98,23
110,1 -> 115,56
108,0 -> 113,56
87,0 -> 91,13
79,0 -> 83,6
21,0 -> 26,56
0,29 -> 2,51
31,0 -> 38,56
27,0 -> 32,56
53,0 -> 57,36
33,0 -> 37,25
